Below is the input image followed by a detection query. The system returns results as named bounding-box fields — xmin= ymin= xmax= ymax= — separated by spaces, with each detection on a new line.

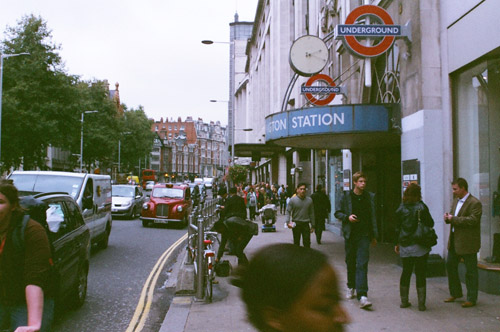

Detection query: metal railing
xmin=186 ymin=197 xmax=219 ymax=300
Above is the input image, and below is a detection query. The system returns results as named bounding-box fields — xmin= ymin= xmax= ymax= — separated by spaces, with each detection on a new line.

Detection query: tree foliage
xmin=2 ymin=15 xmax=80 ymax=171
xmin=0 ymin=15 xmax=155 ymax=174
xmin=228 ymin=164 xmax=248 ymax=184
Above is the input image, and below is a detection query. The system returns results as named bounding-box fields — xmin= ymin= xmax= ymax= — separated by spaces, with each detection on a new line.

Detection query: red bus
xmin=141 ymin=169 xmax=157 ymax=188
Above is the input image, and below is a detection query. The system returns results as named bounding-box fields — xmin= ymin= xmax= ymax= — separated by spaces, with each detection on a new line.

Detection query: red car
xmin=141 ymin=183 xmax=192 ymax=227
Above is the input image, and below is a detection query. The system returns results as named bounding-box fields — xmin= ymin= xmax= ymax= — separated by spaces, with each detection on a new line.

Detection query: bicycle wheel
xmin=205 ymin=257 xmax=214 ymax=302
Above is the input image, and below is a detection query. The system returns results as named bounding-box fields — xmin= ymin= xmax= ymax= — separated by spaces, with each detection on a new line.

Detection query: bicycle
xmin=187 ymin=230 xmax=219 ymax=302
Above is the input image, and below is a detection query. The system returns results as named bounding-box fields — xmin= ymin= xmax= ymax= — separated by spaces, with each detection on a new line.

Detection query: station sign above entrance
xmin=335 ymin=5 xmax=411 ymax=58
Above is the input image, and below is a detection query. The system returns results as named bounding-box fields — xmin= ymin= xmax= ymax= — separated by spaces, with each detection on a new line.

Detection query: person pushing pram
xmin=258 ymin=201 xmax=277 ymax=232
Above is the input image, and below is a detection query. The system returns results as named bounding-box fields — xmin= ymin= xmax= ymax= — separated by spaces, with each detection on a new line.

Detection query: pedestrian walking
xmin=286 ymin=183 xmax=315 ymax=248
xmin=0 ymin=179 xmax=54 ymax=332
xmin=334 ymin=171 xmax=378 ymax=309
xmin=236 ymin=243 xmax=350 ymax=332
xmin=394 ymin=183 xmax=435 ymax=311
xmin=310 ymin=184 xmax=331 ymax=244
xmin=246 ymin=187 xmax=257 ymax=221
xmin=278 ymin=185 xmax=287 ymax=214
xmin=443 ymin=178 xmax=482 ymax=308
xmin=257 ymin=187 xmax=266 ymax=210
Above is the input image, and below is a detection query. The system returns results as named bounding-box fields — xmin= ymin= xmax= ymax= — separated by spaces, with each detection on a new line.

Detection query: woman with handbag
xmin=394 ymin=183 xmax=435 ymax=311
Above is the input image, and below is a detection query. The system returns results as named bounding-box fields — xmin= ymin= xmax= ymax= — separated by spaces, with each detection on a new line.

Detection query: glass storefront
xmin=453 ymin=53 xmax=500 ymax=263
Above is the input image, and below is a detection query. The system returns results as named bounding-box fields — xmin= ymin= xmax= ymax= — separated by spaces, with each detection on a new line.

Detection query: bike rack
xmin=186 ymin=197 xmax=219 ymax=300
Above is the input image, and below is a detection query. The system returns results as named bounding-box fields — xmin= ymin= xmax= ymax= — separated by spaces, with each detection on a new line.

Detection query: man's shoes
xmin=359 ymin=296 xmax=372 ymax=309
xmin=462 ymin=301 xmax=476 ymax=308
xmin=346 ymin=288 xmax=355 ymax=299
xmin=444 ymin=296 xmax=461 ymax=303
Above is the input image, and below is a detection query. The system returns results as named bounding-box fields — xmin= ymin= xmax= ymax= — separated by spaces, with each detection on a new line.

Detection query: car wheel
xmin=70 ymin=264 xmax=88 ymax=308
xmin=99 ymin=224 xmax=110 ymax=249
xmin=142 ymin=219 xmax=149 ymax=227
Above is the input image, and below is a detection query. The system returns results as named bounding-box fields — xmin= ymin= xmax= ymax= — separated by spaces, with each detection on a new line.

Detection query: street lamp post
xmin=0 ymin=52 xmax=30 ymax=166
xmin=80 ymin=110 xmax=98 ymax=172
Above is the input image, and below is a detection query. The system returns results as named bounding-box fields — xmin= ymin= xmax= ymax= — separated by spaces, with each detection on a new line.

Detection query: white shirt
xmin=454 ymin=193 xmax=470 ymax=216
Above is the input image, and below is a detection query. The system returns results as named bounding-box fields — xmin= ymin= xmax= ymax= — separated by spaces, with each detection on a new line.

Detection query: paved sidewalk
xmin=161 ymin=214 xmax=500 ymax=332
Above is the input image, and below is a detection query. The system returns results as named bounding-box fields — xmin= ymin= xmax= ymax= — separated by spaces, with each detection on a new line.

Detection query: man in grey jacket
xmin=335 ymin=172 xmax=378 ymax=309
xmin=286 ymin=183 xmax=315 ymax=248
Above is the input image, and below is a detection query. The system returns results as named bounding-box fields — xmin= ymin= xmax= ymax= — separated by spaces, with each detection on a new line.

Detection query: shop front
xmin=266 ymin=103 xmax=402 ymax=242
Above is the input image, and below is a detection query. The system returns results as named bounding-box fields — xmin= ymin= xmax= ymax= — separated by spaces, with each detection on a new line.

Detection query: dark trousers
xmin=280 ymin=199 xmax=286 ymax=214
xmin=447 ymin=241 xmax=478 ymax=303
xmin=248 ymin=206 xmax=256 ymax=220
xmin=233 ymin=234 xmax=253 ymax=266
xmin=292 ymin=221 xmax=311 ymax=248
xmin=345 ymin=234 xmax=370 ymax=299
xmin=314 ymin=217 xmax=326 ymax=244
xmin=400 ymin=253 xmax=429 ymax=288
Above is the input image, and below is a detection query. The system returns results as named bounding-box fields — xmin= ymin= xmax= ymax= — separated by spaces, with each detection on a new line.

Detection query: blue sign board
xmin=336 ymin=24 xmax=401 ymax=36
xmin=265 ymin=104 xmax=391 ymax=141
xmin=301 ymin=86 xmax=341 ymax=94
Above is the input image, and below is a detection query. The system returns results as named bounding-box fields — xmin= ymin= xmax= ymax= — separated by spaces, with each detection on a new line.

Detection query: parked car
xmin=20 ymin=192 xmax=91 ymax=308
xmin=8 ymin=171 xmax=112 ymax=249
xmin=111 ymin=184 xmax=144 ymax=219
xmin=141 ymin=183 xmax=192 ymax=227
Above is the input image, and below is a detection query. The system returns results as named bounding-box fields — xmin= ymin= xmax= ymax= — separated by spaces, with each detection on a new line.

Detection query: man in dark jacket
xmin=335 ymin=172 xmax=378 ymax=310
xmin=444 ymin=178 xmax=482 ymax=308
xmin=310 ymin=184 xmax=331 ymax=244
xmin=216 ymin=187 xmax=254 ymax=265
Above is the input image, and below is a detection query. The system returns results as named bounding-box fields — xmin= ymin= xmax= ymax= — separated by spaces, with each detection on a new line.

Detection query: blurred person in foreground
xmin=394 ymin=183 xmax=435 ymax=311
xmin=0 ymin=179 xmax=54 ymax=332
xmin=236 ymin=243 xmax=350 ymax=332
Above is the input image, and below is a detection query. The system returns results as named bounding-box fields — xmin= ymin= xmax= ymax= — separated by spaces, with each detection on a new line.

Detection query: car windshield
xmin=152 ymin=188 xmax=183 ymax=199
xmin=112 ymin=186 xmax=135 ymax=197
xmin=9 ymin=173 xmax=83 ymax=199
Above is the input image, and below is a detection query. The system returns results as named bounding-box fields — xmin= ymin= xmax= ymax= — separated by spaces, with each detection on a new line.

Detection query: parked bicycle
xmin=187 ymin=230 xmax=219 ymax=302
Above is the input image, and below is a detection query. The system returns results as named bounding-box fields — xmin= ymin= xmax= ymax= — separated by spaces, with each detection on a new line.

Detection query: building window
xmin=169 ymin=125 xmax=172 ymax=130
xmin=452 ymin=55 xmax=500 ymax=262
xmin=174 ymin=125 xmax=177 ymax=130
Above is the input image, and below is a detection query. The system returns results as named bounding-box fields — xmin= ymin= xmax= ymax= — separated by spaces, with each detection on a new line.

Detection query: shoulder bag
xmin=414 ymin=208 xmax=438 ymax=248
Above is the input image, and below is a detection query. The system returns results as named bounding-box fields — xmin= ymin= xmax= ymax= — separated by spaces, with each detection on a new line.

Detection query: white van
xmin=9 ymin=171 xmax=113 ymax=249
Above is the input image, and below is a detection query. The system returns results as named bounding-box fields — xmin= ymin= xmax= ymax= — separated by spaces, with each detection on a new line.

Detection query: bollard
xmin=195 ymin=214 xmax=205 ymax=300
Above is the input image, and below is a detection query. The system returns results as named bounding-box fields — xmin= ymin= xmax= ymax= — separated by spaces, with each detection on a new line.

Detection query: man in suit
xmin=444 ymin=178 xmax=482 ymax=308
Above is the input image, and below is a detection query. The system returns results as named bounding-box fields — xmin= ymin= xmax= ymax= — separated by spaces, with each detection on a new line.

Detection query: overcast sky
xmin=1 ymin=0 xmax=259 ymax=126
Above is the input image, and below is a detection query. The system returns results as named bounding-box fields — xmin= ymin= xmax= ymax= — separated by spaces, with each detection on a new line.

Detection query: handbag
xmin=215 ymin=260 xmax=231 ymax=277
xmin=414 ymin=209 xmax=438 ymax=247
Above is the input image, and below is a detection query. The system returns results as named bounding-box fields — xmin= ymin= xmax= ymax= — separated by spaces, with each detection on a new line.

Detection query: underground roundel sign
xmin=335 ymin=5 xmax=401 ymax=58
xmin=301 ymin=74 xmax=340 ymax=106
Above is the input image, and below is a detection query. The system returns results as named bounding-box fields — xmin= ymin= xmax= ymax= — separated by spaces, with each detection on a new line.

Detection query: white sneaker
xmin=346 ymin=287 xmax=355 ymax=299
xmin=359 ymin=296 xmax=372 ymax=309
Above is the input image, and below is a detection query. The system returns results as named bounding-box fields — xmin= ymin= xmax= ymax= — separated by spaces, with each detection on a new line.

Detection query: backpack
xmin=13 ymin=196 xmax=55 ymax=266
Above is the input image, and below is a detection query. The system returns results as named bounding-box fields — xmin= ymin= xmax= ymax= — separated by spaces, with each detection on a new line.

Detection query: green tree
xmin=1 ymin=15 xmax=80 ymax=171
xmin=118 ymin=105 xmax=155 ymax=174
xmin=76 ymin=80 xmax=121 ymax=172
xmin=228 ymin=164 xmax=248 ymax=184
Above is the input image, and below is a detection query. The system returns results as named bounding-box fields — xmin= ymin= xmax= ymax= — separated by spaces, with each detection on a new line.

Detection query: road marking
xmin=126 ymin=233 xmax=187 ymax=332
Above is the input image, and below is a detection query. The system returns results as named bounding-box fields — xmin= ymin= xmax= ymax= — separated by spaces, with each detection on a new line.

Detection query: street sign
xmin=335 ymin=5 xmax=409 ymax=58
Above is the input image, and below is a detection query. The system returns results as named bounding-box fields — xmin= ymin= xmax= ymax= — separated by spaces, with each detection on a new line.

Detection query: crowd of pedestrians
xmin=216 ymin=172 xmax=482 ymax=331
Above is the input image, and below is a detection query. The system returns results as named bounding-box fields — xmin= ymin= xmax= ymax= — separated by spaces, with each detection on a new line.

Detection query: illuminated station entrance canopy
xmin=265 ymin=104 xmax=400 ymax=149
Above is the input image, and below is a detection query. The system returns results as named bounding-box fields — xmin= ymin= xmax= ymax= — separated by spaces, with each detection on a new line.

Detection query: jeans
xmin=400 ymin=253 xmax=429 ymax=288
xmin=447 ymin=241 xmax=478 ymax=303
xmin=292 ymin=222 xmax=311 ymax=248
xmin=345 ymin=234 xmax=370 ymax=299
xmin=0 ymin=298 xmax=54 ymax=332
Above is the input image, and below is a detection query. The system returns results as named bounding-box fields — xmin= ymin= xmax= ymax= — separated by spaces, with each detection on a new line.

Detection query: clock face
xmin=289 ymin=35 xmax=329 ymax=76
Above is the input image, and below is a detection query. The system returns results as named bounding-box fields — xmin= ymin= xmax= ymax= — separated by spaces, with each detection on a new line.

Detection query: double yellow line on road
xmin=126 ymin=233 xmax=187 ymax=332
